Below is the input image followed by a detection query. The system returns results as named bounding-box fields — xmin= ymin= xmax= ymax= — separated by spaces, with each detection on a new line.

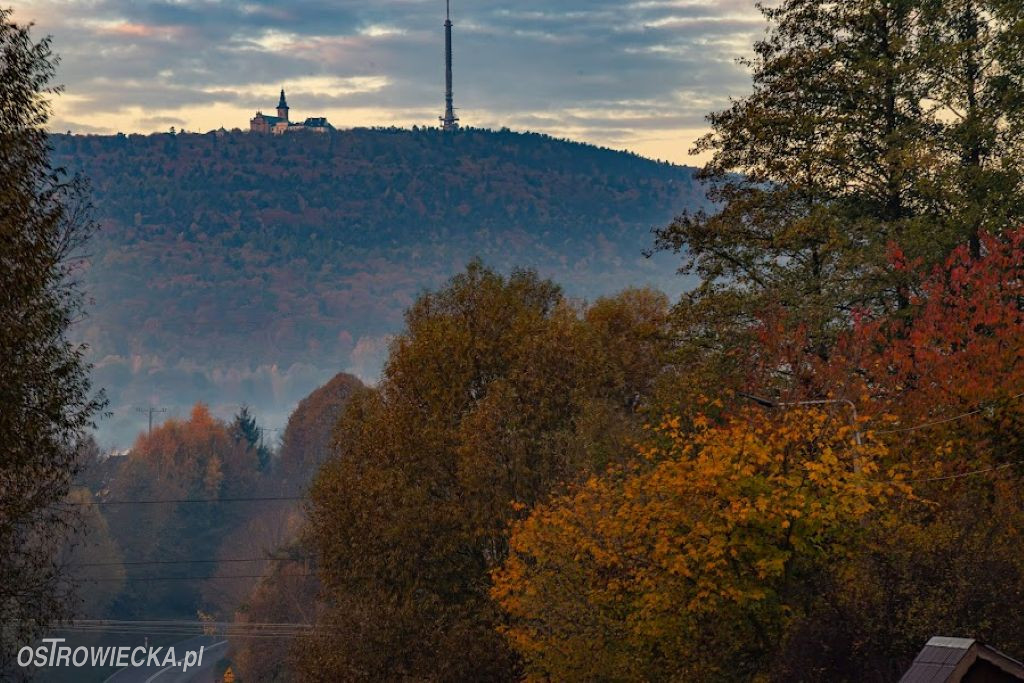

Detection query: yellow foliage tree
xmin=492 ymin=408 xmax=907 ymax=682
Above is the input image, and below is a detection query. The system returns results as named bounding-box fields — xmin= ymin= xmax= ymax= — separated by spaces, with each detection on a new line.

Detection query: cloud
xmin=347 ymin=335 xmax=394 ymax=385
xmin=11 ymin=0 xmax=765 ymax=163
xmin=135 ymin=114 xmax=187 ymax=128
xmin=48 ymin=118 xmax=112 ymax=135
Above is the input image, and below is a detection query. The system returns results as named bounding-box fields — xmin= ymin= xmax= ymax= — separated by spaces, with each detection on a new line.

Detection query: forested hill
xmin=49 ymin=128 xmax=705 ymax=446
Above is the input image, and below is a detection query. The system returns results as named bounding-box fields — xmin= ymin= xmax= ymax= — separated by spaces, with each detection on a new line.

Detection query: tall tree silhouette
xmin=0 ymin=8 xmax=105 ymax=674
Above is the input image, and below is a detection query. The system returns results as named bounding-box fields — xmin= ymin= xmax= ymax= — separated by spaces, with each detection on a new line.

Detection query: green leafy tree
xmin=0 ymin=9 xmax=105 ymax=673
xmin=656 ymin=0 xmax=1024 ymax=373
xmin=918 ymin=0 xmax=1024 ymax=256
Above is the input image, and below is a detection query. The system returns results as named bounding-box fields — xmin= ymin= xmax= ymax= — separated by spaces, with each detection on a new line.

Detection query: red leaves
xmin=860 ymin=229 xmax=1024 ymax=415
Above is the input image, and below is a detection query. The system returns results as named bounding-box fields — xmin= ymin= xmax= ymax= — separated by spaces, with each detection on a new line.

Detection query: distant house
xmin=900 ymin=636 xmax=1024 ymax=682
xmin=250 ymin=89 xmax=334 ymax=135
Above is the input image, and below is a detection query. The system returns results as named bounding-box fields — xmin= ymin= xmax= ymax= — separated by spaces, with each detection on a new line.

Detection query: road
xmin=103 ymin=636 xmax=227 ymax=683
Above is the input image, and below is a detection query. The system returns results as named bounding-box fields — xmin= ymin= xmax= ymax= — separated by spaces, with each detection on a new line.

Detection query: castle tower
xmin=277 ymin=88 xmax=289 ymax=123
xmin=440 ymin=0 xmax=459 ymax=131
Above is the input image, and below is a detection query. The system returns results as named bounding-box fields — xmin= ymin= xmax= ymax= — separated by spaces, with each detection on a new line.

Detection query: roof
xmin=252 ymin=113 xmax=281 ymax=125
xmin=300 ymin=117 xmax=332 ymax=128
xmin=900 ymin=637 xmax=1024 ymax=683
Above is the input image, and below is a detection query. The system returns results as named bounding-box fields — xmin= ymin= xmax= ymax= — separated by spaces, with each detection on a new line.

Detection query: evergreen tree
xmin=0 ymin=9 xmax=105 ymax=674
xmin=231 ymin=405 xmax=270 ymax=470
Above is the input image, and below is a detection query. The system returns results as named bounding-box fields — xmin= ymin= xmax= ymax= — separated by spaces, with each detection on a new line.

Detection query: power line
xmin=65 ymin=619 xmax=316 ymax=627
xmin=53 ymin=629 xmax=309 ymax=639
xmin=867 ymin=394 xmax=1024 ymax=483
xmin=742 ymin=389 xmax=1024 ymax=437
xmin=76 ymin=572 xmax=315 ymax=583
xmin=72 ymin=393 xmax=1024 ymax=511
xmin=52 ymin=620 xmax=318 ymax=638
xmin=875 ymin=391 xmax=1024 ymax=435
xmin=49 ymin=619 xmax=338 ymax=639
xmin=64 ymin=494 xmax=306 ymax=506
xmin=900 ymin=461 xmax=1019 ymax=484
xmin=740 ymin=389 xmax=1024 ymax=485
xmin=72 ymin=556 xmax=310 ymax=568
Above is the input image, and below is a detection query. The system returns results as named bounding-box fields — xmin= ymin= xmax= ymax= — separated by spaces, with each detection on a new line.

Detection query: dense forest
xmin=48 ymin=129 xmax=705 ymax=446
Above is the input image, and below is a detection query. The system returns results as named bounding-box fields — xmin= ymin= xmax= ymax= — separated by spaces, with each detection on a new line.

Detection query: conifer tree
xmin=231 ymin=405 xmax=270 ymax=470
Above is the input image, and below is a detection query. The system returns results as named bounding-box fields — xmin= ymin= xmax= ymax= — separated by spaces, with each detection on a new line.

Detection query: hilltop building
xmin=250 ymin=89 xmax=334 ymax=134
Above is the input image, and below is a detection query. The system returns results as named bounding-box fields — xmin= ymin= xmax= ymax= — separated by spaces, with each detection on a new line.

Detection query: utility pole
xmin=136 ymin=406 xmax=168 ymax=436
xmin=256 ymin=426 xmax=283 ymax=451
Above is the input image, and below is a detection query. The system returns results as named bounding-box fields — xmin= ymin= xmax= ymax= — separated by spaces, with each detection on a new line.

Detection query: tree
xmin=655 ymin=0 xmax=1024 ymax=373
xmin=705 ymin=229 xmax=1024 ymax=679
xmin=657 ymin=0 xmax=928 ymax=352
xmin=0 ymin=9 xmax=105 ymax=673
xmin=102 ymin=404 xmax=260 ymax=619
xmin=776 ymin=229 xmax=1024 ymax=679
xmin=231 ymin=405 xmax=270 ymax=471
xmin=492 ymin=409 xmax=905 ymax=682
xmin=277 ymin=372 xmax=363 ymax=482
xmin=60 ymin=488 xmax=126 ymax=618
xmin=918 ymin=0 xmax=1024 ymax=257
xmin=301 ymin=265 xmax=672 ymax=680
xmin=856 ymin=230 xmax=1024 ymax=445
xmin=485 ymin=231 xmax=1024 ymax=680
xmin=231 ymin=551 xmax=318 ymax=683
xmin=218 ymin=373 xmax=363 ymax=662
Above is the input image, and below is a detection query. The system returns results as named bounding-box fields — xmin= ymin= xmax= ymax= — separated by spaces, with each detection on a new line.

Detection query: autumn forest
xmin=7 ymin=1 xmax=1024 ymax=682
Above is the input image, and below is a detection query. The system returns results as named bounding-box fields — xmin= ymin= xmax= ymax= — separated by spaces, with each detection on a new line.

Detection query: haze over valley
xmin=53 ymin=128 xmax=706 ymax=447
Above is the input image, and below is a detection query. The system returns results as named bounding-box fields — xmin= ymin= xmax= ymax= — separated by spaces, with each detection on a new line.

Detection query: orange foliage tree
xmin=101 ymin=403 xmax=263 ymax=619
xmin=492 ymin=408 xmax=906 ymax=682
xmin=124 ymin=403 xmax=257 ymax=499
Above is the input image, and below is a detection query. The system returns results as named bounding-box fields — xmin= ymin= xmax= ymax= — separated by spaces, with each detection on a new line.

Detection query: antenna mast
xmin=440 ymin=0 xmax=459 ymax=131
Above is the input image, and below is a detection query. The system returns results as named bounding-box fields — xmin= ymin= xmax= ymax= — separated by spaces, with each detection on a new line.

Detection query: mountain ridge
xmin=49 ymin=127 xmax=705 ymax=446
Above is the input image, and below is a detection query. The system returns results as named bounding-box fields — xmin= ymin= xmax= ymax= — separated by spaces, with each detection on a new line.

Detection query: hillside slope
xmin=50 ymin=128 xmax=704 ymax=445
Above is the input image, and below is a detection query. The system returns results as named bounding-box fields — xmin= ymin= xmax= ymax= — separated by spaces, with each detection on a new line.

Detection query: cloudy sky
xmin=11 ymin=0 xmax=765 ymax=164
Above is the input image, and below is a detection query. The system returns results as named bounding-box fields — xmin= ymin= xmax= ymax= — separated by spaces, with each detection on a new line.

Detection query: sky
xmin=11 ymin=0 xmax=766 ymax=165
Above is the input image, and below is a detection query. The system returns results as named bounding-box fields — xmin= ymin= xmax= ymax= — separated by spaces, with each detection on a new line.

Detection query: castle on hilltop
xmin=250 ymin=89 xmax=333 ymax=134
xmin=250 ymin=2 xmax=461 ymax=135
